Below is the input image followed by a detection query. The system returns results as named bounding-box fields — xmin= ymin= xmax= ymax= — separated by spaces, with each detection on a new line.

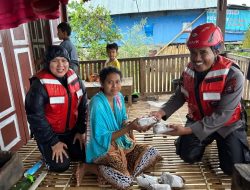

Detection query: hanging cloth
xmin=0 ymin=0 xmax=68 ymax=30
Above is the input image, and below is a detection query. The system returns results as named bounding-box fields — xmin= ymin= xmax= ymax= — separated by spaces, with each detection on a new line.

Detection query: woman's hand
xmin=73 ymin=133 xmax=86 ymax=150
xmin=150 ymin=109 xmax=166 ymax=121
xmin=51 ymin=141 xmax=69 ymax=163
xmin=128 ymin=118 xmax=152 ymax=133
xmin=112 ymin=118 xmax=152 ymax=141
xmin=165 ymin=124 xmax=192 ymax=136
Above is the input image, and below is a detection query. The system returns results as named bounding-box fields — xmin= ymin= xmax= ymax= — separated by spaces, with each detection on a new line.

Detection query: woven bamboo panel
xmin=17 ymin=95 xmax=233 ymax=190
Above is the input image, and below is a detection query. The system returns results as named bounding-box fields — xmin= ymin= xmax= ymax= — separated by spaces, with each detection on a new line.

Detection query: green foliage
xmin=227 ymin=27 xmax=250 ymax=57
xmin=240 ymin=27 xmax=250 ymax=57
xmin=119 ymin=18 xmax=153 ymax=58
xmin=68 ymin=2 xmax=154 ymax=60
xmin=242 ymin=27 xmax=250 ymax=48
xmin=68 ymin=2 xmax=121 ymax=60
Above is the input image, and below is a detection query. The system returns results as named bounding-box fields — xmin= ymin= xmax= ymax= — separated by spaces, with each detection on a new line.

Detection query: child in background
xmin=105 ymin=43 xmax=120 ymax=69
xmin=57 ymin=22 xmax=79 ymax=74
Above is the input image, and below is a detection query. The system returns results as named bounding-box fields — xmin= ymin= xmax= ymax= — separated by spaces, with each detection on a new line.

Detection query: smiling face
xmin=189 ymin=47 xmax=218 ymax=72
xmin=49 ymin=57 xmax=69 ymax=78
xmin=101 ymin=73 xmax=121 ymax=97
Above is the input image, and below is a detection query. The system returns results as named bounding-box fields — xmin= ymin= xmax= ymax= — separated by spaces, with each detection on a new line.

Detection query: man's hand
xmin=165 ymin=124 xmax=192 ymax=136
xmin=73 ymin=133 xmax=86 ymax=150
xmin=51 ymin=141 xmax=68 ymax=163
xmin=150 ymin=109 xmax=166 ymax=121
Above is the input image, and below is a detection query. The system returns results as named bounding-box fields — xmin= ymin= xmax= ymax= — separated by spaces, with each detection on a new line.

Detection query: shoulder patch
xmin=223 ymin=78 xmax=236 ymax=94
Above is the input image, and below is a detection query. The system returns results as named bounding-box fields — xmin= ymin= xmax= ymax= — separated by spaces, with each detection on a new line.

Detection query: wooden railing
xmin=80 ymin=54 xmax=250 ymax=99
xmin=227 ymin=54 xmax=250 ymax=100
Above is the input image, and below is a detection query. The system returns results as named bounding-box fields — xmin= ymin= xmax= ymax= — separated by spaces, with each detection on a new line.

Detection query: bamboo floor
xmin=17 ymin=95 xmax=236 ymax=190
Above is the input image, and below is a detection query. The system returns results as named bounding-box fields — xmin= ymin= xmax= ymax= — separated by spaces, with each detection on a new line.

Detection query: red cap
xmin=187 ymin=23 xmax=223 ymax=49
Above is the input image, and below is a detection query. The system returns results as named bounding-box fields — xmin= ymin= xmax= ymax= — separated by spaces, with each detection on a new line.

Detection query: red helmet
xmin=187 ymin=23 xmax=223 ymax=49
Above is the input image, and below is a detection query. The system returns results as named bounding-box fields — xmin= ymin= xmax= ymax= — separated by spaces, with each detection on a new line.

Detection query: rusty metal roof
xmin=85 ymin=0 xmax=218 ymax=15
xmin=85 ymin=0 xmax=250 ymax=15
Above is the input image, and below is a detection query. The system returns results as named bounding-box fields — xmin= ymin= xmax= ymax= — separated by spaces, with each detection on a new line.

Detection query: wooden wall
xmin=0 ymin=17 xmax=61 ymax=151
xmin=0 ymin=24 xmax=34 ymax=150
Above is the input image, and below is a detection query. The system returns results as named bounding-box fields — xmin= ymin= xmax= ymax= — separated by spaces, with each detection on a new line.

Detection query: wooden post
xmin=60 ymin=3 xmax=68 ymax=22
xmin=246 ymin=60 xmax=250 ymax=80
xmin=139 ymin=58 xmax=146 ymax=96
xmin=216 ymin=0 xmax=227 ymax=51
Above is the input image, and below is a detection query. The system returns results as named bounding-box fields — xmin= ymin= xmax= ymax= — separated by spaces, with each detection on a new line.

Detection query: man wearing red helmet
xmin=151 ymin=23 xmax=250 ymax=175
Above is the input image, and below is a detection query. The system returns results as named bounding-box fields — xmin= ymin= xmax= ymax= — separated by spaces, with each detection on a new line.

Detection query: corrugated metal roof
xmin=85 ymin=0 xmax=218 ymax=15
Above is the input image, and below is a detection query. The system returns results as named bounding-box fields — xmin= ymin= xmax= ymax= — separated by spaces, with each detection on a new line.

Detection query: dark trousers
xmin=37 ymin=131 xmax=85 ymax=172
xmin=175 ymin=127 xmax=250 ymax=175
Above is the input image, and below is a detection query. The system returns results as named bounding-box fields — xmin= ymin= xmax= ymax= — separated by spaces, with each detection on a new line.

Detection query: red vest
xmin=36 ymin=69 xmax=83 ymax=133
xmin=181 ymin=55 xmax=241 ymax=126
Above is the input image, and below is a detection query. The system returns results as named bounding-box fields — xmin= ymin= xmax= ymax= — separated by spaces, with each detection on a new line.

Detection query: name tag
xmin=203 ymin=93 xmax=221 ymax=100
xmin=50 ymin=97 xmax=65 ymax=104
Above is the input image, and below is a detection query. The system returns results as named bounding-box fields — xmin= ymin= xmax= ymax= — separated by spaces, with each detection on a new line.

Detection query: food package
xmin=159 ymin=172 xmax=185 ymax=188
xmin=138 ymin=116 xmax=157 ymax=127
xmin=153 ymin=123 xmax=174 ymax=134
xmin=136 ymin=174 xmax=159 ymax=188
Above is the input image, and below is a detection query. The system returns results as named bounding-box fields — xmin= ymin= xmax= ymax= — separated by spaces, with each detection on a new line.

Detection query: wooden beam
xmin=216 ymin=0 xmax=227 ymax=51
xmin=60 ymin=3 xmax=68 ymax=22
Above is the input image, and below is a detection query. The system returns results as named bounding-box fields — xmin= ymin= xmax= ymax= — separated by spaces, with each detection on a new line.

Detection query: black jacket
xmin=25 ymin=74 xmax=88 ymax=146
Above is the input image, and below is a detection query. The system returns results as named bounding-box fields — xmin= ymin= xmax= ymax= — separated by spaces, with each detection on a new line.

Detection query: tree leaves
xmin=68 ymin=2 xmax=121 ymax=60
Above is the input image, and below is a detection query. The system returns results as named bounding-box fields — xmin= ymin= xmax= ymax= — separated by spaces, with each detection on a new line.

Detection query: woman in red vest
xmin=151 ymin=23 xmax=250 ymax=175
xmin=25 ymin=45 xmax=88 ymax=172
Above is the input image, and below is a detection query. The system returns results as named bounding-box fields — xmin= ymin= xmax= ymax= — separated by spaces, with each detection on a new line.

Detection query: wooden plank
xmin=150 ymin=59 xmax=155 ymax=93
xmin=170 ymin=58 xmax=175 ymax=91
xmin=159 ymin=58 xmax=163 ymax=93
xmin=135 ymin=60 xmax=139 ymax=93
xmin=139 ymin=59 xmax=146 ymax=95
xmin=131 ymin=60 xmax=135 ymax=92
xmin=146 ymin=59 xmax=151 ymax=93
xmin=155 ymin=58 xmax=159 ymax=93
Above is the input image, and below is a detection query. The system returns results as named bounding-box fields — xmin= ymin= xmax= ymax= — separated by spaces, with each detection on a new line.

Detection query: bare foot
xmin=76 ymin=163 xmax=86 ymax=186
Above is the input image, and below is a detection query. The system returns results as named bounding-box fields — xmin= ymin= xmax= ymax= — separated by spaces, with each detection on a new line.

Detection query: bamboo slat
xmin=16 ymin=95 xmax=236 ymax=190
